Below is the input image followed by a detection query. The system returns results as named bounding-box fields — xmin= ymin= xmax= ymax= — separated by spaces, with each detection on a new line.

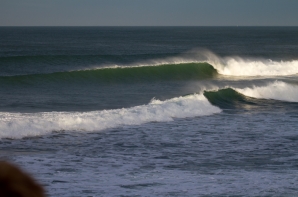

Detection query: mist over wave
xmin=0 ymin=94 xmax=221 ymax=139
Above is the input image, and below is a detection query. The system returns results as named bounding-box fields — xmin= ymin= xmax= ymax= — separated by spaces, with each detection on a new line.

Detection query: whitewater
xmin=2 ymin=79 xmax=298 ymax=139
xmin=0 ymin=94 xmax=221 ymax=139
xmin=85 ymin=50 xmax=298 ymax=77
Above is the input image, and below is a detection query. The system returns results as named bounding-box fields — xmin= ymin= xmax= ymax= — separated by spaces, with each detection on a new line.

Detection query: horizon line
xmin=1 ymin=25 xmax=298 ymax=27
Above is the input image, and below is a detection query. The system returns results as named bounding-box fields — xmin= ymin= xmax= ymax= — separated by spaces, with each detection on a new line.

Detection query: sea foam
xmin=235 ymin=81 xmax=298 ymax=102
xmin=0 ymin=94 xmax=221 ymax=139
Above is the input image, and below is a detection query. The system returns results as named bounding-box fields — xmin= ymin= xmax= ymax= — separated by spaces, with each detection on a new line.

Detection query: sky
xmin=1 ymin=0 xmax=298 ymax=26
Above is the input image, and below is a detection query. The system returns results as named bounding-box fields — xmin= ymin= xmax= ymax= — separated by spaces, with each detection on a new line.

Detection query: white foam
xmin=215 ymin=58 xmax=298 ymax=76
xmin=0 ymin=94 xmax=221 ymax=139
xmin=235 ymin=81 xmax=298 ymax=102
xmin=89 ymin=50 xmax=298 ymax=77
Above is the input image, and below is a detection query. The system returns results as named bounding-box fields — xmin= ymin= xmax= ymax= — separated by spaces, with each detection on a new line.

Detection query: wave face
xmin=1 ymin=51 xmax=298 ymax=83
xmin=0 ymin=94 xmax=221 ymax=139
xmin=0 ymin=63 xmax=217 ymax=85
xmin=90 ymin=52 xmax=298 ymax=78
xmin=2 ymin=50 xmax=298 ymax=79
xmin=235 ymin=81 xmax=298 ymax=102
xmin=204 ymin=81 xmax=298 ymax=110
xmin=118 ymin=51 xmax=298 ymax=77
xmin=203 ymin=88 xmax=258 ymax=109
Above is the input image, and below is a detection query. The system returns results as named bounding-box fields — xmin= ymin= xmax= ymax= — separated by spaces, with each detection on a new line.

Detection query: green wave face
xmin=203 ymin=88 xmax=259 ymax=109
xmin=0 ymin=63 xmax=218 ymax=85
xmin=204 ymin=87 xmax=298 ymax=112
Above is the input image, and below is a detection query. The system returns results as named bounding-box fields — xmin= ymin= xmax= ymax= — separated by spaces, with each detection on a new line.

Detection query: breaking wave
xmin=210 ymin=58 xmax=298 ymax=76
xmin=0 ymin=94 xmax=221 ymax=139
xmin=235 ymin=81 xmax=298 ymax=102
xmin=1 ymin=79 xmax=298 ymax=139
xmin=102 ymin=50 xmax=298 ymax=77
xmin=2 ymin=50 xmax=298 ymax=81
xmin=204 ymin=81 xmax=298 ymax=110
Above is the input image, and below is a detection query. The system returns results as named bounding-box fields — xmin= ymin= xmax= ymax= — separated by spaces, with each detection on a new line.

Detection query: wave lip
xmin=0 ymin=94 xmax=221 ymax=139
xmin=235 ymin=81 xmax=298 ymax=102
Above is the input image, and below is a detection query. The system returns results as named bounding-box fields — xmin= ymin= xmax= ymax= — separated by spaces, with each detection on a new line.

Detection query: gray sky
xmin=1 ymin=0 xmax=298 ymax=26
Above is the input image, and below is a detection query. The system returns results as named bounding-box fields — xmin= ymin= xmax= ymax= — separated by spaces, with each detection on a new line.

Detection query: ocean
xmin=0 ymin=27 xmax=298 ymax=196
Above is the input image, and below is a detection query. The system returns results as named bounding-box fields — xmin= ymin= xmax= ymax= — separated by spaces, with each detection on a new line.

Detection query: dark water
xmin=1 ymin=27 xmax=298 ymax=196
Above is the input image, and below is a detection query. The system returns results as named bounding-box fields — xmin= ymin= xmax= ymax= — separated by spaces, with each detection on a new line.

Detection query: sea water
xmin=1 ymin=27 xmax=298 ymax=196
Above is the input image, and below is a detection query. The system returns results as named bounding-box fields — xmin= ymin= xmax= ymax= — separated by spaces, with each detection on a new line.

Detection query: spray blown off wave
xmin=0 ymin=94 xmax=221 ymax=139
xmin=236 ymin=81 xmax=298 ymax=102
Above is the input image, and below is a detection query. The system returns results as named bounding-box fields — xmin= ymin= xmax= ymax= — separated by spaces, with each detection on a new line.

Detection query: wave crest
xmin=2 ymin=50 xmax=298 ymax=80
xmin=0 ymin=94 xmax=221 ymax=139
xmin=235 ymin=81 xmax=298 ymax=102
xmin=116 ymin=50 xmax=298 ymax=77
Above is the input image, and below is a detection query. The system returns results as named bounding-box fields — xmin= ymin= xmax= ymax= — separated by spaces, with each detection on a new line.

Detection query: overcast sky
xmin=1 ymin=0 xmax=298 ymax=26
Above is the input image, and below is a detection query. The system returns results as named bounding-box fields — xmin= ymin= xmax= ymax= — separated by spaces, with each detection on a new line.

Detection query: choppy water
xmin=1 ymin=27 xmax=298 ymax=196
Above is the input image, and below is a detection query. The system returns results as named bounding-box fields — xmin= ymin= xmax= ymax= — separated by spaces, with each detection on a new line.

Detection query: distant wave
xmin=89 ymin=50 xmax=298 ymax=77
xmin=1 ymin=50 xmax=298 ymax=78
xmin=2 ymin=58 xmax=298 ymax=86
xmin=96 ymin=50 xmax=298 ymax=77
xmin=0 ymin=63 xmax=217 ymax=85
xmin=0 ymin=94 xmax=221 ymax=139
